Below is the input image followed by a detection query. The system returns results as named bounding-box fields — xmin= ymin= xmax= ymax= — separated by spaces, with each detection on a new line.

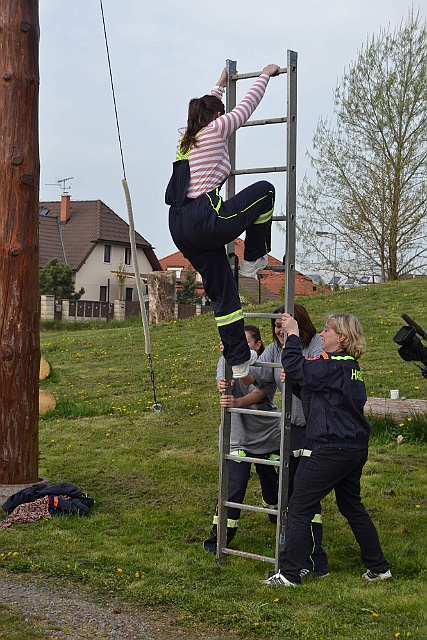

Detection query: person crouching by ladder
xmin=204 ymin=326 xmax=281 ymax=552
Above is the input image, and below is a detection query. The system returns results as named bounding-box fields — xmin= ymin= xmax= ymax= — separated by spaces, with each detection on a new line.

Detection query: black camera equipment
xmin=393 ymin=313 xmax=427 ymax=379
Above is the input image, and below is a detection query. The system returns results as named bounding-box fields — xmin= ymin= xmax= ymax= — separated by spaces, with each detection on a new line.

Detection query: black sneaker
xmin=300 ymin=568 xmax=329 ymax=578
xmin=203 ymin=535 xmax=217 ymax=554
xmin=203 ymin=526 xmax=237 ymax=554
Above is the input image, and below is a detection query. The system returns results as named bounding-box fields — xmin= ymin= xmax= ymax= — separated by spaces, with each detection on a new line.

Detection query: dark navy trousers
xmin=280 ymin=447 xmax=390 ymax=584
xmin=169 ymin=181 xmax=274 ymax=365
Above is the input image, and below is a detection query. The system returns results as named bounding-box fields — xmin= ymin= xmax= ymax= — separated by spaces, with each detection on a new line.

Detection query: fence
xmin=177 ymin=304 xmax=212 ymax=319
xmin=41 ymin=296 xmax=212 ymax=323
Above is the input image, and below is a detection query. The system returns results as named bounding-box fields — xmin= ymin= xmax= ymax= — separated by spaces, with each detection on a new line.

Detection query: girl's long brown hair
xmin=271 ymin=303 xmax=317 ymax=349
xmin=180 ymin=95 xmax=225 ymax=155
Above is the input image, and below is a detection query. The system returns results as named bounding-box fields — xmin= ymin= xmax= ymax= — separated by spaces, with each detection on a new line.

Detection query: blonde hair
xmin=325 ymin=313 xmax=366 ymax=360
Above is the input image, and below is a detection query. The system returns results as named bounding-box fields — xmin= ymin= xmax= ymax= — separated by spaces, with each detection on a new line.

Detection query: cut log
xmin=365 ymin=397 xmax=427 ymax=422
xmin=39 ymin=391 xmax=56 ymax=415
xmin=39 ymin=357 xmax=50 ymax=381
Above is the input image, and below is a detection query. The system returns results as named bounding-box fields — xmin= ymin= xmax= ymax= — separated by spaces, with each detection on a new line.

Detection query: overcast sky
xmin=38 ymin=0 xmax=418 ymax=264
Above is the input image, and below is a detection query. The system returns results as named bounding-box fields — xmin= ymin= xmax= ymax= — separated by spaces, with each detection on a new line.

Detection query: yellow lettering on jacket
xmin=351 ymin=369 xmax=364 ymax=381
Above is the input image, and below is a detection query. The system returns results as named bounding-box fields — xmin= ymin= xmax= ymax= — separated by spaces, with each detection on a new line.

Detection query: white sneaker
xmin=362 ymin=569 xmax=392 ymax=582
xmin=239 ymin=255 xmax=268 ymax=279
xmin=261 ymin=571 xmax=296 ymax=586
xmin=232 ymin=350 xmax=258 ymax=379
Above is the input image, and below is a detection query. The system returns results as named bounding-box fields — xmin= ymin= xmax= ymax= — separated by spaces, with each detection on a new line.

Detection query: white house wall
xmin=74 ymin=243 xmax=153 ymax=301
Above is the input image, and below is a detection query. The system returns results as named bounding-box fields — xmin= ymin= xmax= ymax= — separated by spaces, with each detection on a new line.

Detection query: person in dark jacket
xmin=263 ymin=312 xmax=391 ymax=586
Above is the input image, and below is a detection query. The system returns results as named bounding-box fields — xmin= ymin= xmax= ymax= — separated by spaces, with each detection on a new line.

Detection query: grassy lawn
xmin=1 ymin=277 xmax=427 ymax=639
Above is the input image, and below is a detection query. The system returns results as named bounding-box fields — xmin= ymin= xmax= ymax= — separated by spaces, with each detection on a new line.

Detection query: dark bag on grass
xmin=2 ymin=482 xmax=94 ymax=516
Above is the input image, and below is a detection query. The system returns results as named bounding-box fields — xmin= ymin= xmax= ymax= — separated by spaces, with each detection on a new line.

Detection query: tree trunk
xmin=147 ymin=272 xmax=175 ymax=323
xmin=0 ymin=1 xmax=40 ymax=484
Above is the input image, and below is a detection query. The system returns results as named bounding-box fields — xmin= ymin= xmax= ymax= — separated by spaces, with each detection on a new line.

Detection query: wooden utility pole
xmin=0 ymin=1 xmax=40 ymax=484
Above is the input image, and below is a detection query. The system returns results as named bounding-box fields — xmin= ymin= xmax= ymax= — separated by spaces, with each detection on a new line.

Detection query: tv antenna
xmin=45 ymin=176 xmax=74 ymax=195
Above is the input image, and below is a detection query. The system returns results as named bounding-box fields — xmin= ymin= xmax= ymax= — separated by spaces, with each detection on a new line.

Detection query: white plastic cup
xmin=390 ymin=390 xmax=400 ymax=400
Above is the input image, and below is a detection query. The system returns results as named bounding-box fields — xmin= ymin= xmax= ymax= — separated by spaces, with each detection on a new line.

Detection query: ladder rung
xmin=223 ymin=500 xmax=279 ymax=516
xmin=231 ymin=67 xmax=287 ymax=80
xmin=232 ymin=166 xmax=286 ymax=176
xmin=224 ymin=453 xmax=280 ymax=466
xmin=228 ymin=407 xmax=281 ymax=418
xmin=244 ymin=313 xmax=283 ymax=319
xmin=220 ymin=548 xmax=275 ymax=564
xmin=252 ymin=360 xmax=283 ymax=369
xmin=242 ymin=117 xmax=287 ymax=127
xmin=224 ymin=501 xmax=278 ymax=516
xmin=263 ymin=265 xmax=286 ymax=272
xmin=272 ymin=216 xmax=286 ymax=221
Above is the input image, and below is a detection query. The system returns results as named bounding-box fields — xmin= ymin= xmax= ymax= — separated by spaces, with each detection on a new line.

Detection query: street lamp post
xmin=316 ymin=231 xmax=338 ymax=291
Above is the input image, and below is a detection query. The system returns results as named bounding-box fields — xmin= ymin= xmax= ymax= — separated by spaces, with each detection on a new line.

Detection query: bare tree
xmin=115 ymin=260 xmax=129 ymax=301
xmin=298 ymin=9 xmax=427 ymax=282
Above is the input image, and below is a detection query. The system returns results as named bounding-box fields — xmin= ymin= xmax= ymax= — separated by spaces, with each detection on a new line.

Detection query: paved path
xmin=0 ymin=570 xmax=225 ymax=640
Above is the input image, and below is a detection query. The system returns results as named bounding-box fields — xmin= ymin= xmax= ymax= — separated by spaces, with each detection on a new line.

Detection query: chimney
xmin=60 ymin=194 xmax=70 ymax=224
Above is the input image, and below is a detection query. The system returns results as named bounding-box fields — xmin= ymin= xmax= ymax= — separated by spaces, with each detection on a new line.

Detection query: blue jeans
xmin=280 ymin=446 xmax=390 ymax=583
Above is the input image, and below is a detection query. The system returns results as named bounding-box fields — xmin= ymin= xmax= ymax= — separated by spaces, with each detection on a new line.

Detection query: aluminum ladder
xmin=215 ymin=51 xmax=297 ymax=573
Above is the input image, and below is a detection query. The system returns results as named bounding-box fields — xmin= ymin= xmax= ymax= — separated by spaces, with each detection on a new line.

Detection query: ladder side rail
xmin=216 ymin=361 xmax=232 ymax=564
xmin=274 ymin=49 xmax=298 ymax=573
xmin=216 ymin=59 xmax=238 ymax=566
xmin=225 ymin=59 xmax=238 ymax=202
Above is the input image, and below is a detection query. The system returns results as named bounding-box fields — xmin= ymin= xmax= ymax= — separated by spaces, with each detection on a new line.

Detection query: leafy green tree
xmin=39 ymin=258 xmax=84 ymax=300
xmin=176 ymin=265 xmax=202 ymax=304
xmin=298 ymin=10 xmax=427 ymax=282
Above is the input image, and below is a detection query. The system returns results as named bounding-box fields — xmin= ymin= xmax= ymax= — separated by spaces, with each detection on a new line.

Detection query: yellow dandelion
xmin=116 ymin=567 xmax=123 ymax=573
xmin=415 ymin=505 xmax=421 ymax=509
xmin=372 ymin=613 xmax=379 ymax=618
xmin=395 ymin=634 xmax=401 ymax=638
xmin=273 ymin=597 xmax=279 ymax=602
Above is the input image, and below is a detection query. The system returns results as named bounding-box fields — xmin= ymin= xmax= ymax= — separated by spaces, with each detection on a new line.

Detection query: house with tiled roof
xmin=39 ymin=195 xmax=162 ymax=301
xmin=160 ymin=238 xmax=324 ymax=303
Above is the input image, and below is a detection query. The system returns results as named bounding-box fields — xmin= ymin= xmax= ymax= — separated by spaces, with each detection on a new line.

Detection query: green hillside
xmin=0 ymin=277 xmax=426 ymax=639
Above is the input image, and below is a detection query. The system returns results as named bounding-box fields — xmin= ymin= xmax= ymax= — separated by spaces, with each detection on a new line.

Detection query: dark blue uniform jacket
xmin=281 ymin=334 xmax=371 ymax=448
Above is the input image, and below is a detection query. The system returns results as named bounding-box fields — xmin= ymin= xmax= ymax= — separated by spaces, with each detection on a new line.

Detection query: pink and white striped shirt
xmin=179 ymin=74 xmax=270 ymax=199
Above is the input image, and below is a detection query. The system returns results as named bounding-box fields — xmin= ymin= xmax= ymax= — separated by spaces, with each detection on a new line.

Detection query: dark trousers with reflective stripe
xmin=289 ymin=426 xmax=328 ymax=574
xmin=280 ymin=447 xmax=390 ymax=584
xmin=213 ymin=451 xmax=279 ymax=528
xmin=169 ymin=181 xmax=274 ymax=365
xmin=289 ymin=453 xmax=328 ymax=574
